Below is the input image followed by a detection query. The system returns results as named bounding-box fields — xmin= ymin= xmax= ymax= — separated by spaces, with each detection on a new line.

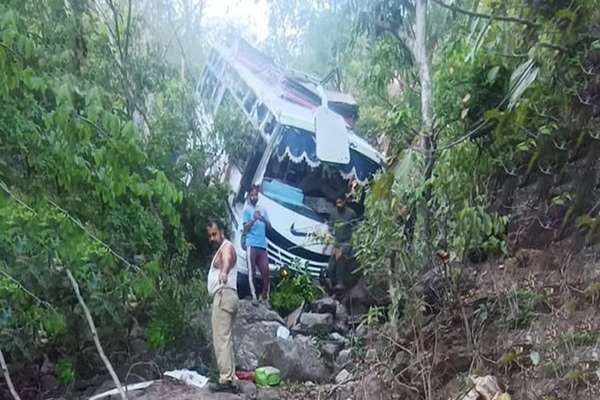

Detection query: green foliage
xmin=56 ymin=358 xmax=75 ymax=387
xmin=0 ymin=0 xmax=225 ymax=384
xmin=212 ymin=106 xmax=257 ymax=168
xmin=270 ymin=263 xmax=322 ymax=315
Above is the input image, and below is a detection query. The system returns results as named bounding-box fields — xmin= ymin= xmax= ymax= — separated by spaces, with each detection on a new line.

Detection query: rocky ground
xmin=44 ymin=239 xmax=600 ymax=400
xmin=78 ymin=288 xmax=376 ymax=400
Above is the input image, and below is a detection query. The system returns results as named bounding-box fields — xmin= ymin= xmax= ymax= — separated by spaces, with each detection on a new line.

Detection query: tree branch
xmin=106 ymin=0 xmax=124 ymax=60
xmin=373 ymin=20 xmax=416 ymax=57
xmin=46 ymin=199 xmax=139 ymax=271
xmin=0 ymin=267 xmax=55 ymax=311
xmin=0 ymin=348 xmax=21 ymax=400
xmin=539 ymin=41 xmax=568 ymax=53
xmin=123 ymin=0 xmax=133 ymax=61
xmin=431 ymin=0 xmax=540 ymax=29
xmin=65 ymin=269 xmax=127 ymax=400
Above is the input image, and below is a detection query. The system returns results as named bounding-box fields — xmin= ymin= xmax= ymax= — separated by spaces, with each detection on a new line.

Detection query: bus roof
xmin=211 ymin=38 xmax=386 ymax=166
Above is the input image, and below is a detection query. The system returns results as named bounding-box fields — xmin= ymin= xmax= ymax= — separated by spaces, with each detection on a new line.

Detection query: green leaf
xmin=43 ymin=312 xmax=66 ymax=336
xmin=144 ymin=258 xmax=161 ymax=275
xmin=56 ymin=358 xmax=75 ymax=386
xmin=575 ymin=215 xmax=594 ymax=228
xmin=487 ymin=66 xmax=500 ymax=84
xmin=132 ymin=276 xmax=155 ymax=299
xmin=554 ymin=8 xmax=575 ymax=21
xmin=56 ymin=83 xmax=71 ymax=105
xmin=121 ymin=121 xmax=136 ymax=143
xmin=109 ymin=114 xmax=120 ymax=136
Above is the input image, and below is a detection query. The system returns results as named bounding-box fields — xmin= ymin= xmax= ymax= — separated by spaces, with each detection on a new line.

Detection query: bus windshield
xmin=262 ymin=125 xmax=381 ymax=219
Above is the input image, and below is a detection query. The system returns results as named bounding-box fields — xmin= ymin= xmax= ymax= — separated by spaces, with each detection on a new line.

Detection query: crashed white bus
xmin=197 ymin=35 xmax=385 ymax=292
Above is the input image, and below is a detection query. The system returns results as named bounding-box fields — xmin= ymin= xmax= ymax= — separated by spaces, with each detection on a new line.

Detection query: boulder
xmin=294 ymin=312 xmax=334 ymax=335
xmin=333 ymin=302 xmax=349 ymax=334
xmin=286 ymin=303 xmax=304 ymax=329
xmin=335 ymin=369 xmax=351 ymax=384
xmin=336 ymin=349 xmax=352 ymax=367
xmin=132 ymin=379 xmax=244 ymax=400
xmin=321 ymin=342 xmax=343 ymax=362
xmin=329 ymin=332 xmax=349 ymax=345
xmin=238 ymin=381 xmax=258 ymax=399
xmin=257 ymin=388 xmax=281 ymax=400
xmin=233 ymin=302 xmax=287 ymax=371
xmin=263 ymin=337 xmax=330 ymax=383
xmin=365 ymin=348 xmax=378 ymax=363
xmin=202 ymin=300 xmax=288 ymax=371
xmin=313 ymin=297 xmax=338 ymax=315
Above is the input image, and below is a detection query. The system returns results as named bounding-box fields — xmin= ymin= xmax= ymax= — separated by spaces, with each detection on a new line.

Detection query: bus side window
xmin=244 ymin=92 xmax=257 ymax=114
xmin=256 ymin=102 xmax=267 ymax=124
xmin=236 ymin=138 xmax=266 ymax=203
xmin=263 ymin=114 xmax=275 ymax=136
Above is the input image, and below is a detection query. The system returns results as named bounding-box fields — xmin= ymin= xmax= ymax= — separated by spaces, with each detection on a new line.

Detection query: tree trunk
xmin=415 ymin=0 xmax=435 ymax=173
xmin=415 ymin=0 xmax=436 ymax=240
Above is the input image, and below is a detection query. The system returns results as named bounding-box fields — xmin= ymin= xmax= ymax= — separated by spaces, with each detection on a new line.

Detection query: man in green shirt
xmin=322 ymin=194 xmax=358 ymax=296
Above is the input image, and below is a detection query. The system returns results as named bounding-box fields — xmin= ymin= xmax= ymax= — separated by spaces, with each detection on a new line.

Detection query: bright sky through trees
xmin=204 ymin=0 xmax=270 ymax=41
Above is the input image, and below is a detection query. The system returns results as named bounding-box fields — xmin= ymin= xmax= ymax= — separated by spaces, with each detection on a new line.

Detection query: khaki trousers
xmin=211 ymin=288 xmax=239 ymax=385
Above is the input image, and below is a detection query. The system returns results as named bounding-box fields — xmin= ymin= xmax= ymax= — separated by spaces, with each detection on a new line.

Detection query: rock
xmin=257 ymin=388 xmax=281 ymax=400
xmin=297 ymin=312 xmax=333 ymax=334
xmin=473 ymin=375 xmax=502 ymax=400
xmin=461 ymin=389 xmax=480 ymax=400
xmin=263 ymin=337 xmax=330 ymax=383
xmin=336 ymin=349 xmax=352 ymax=367
xmin=286 ymin=303 xmax=304 ymax=330
xmin=321 ymin=342 xmax=343 ymax=362
xmin=234 ymin=320 xmax=284 ymax=371
xmin=203 ymin=300 xmax=289 ymax=371
xmin=238 ymin=380 xmax=258 ymax=399
xmin=334 ymin=302 xmax=349 ymax=334
xmin=314 ymin=297 xmax=338 ymax=315
xmin=276 ymin=326 xmax=290 ymax=340
xmin=134 ymin=379 xmax=244 ymax=400
xmin=365 ymin=348 xmax=378 ymax=363
xmin=335 ymin=369 xmax=351 ymax=384
xmin=355 ymin=322 xmax=368 ymax=338
xmin=329 ymin=332 xmax=348 ymax=344
xmin=236 ymin=299 xmax=287 ymax=326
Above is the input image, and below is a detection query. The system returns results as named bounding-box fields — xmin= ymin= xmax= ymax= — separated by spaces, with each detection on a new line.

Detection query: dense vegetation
xmin=0 ymin=0 xmax=227 ymax=389
xmin=1 ymin=0 xmax=599 ymax=398
xmin=266 ymin=0 xmax=600 ymax=322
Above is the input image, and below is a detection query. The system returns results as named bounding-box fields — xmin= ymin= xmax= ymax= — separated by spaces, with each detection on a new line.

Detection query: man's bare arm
xmin=220 ymin=244 xmax=237 ymax=274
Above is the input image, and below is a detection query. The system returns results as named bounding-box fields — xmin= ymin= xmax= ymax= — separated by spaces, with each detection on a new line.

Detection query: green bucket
xmin=254 ymin=366 xmax=281 ymax=387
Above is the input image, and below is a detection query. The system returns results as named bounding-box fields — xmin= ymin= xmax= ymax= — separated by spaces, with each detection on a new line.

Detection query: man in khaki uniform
xmin=206 ymin=219 xmax=239 ymax=393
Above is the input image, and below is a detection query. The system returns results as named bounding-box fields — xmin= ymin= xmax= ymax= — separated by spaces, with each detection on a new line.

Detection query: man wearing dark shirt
xmin=322 ymin=194 xmax=357 ymax=295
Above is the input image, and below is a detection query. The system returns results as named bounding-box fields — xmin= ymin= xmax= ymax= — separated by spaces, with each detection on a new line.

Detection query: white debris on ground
xmin=89 ymin=369 xmax=208 ymax=400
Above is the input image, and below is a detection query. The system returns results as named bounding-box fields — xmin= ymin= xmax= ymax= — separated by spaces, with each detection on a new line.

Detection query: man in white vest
xmin=206 ymin=219 xmax=238 ymax=393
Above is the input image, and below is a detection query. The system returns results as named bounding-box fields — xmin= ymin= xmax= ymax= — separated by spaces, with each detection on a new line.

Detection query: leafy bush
xmin=0 ymin=0 xmax=224 ymax=386
xmin=270 ymin=263 xmax=323 ymax=315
